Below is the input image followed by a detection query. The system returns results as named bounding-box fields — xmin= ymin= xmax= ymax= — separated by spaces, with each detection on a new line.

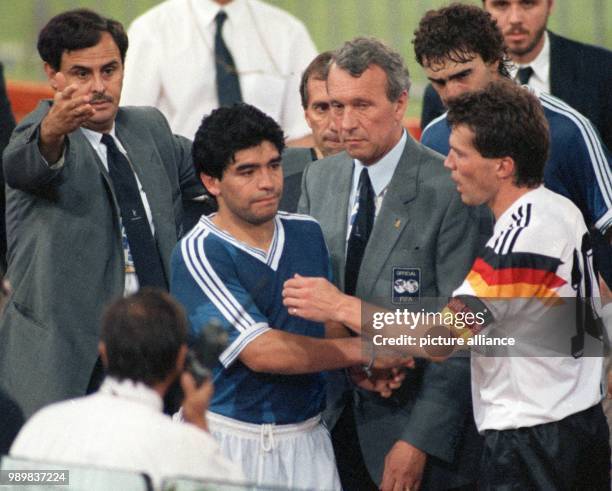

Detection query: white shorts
xmin=207 ymin=411 xmax=341 ymax=491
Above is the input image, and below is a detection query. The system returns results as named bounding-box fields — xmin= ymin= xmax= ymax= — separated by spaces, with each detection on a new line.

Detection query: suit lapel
xmin=357 ymin=137 xmax=420 ymax=298
xmin=74 ymin=128 xmax=122 ymax=221
xmin=329 ymin=154 xmax=354 ymax=290
xmin=73 ymin=128 xmax=111 ymax=183
xmin=548 ymin=31 xmax=568 ymax=101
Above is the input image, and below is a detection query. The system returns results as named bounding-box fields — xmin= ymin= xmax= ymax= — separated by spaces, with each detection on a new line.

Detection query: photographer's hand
xmin=180 ymin=372 xmax=214 ymax=431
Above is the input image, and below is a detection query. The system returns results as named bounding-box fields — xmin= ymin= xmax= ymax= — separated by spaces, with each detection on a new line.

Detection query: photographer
xmin=10 ymin=289 xmax=243 ymax=488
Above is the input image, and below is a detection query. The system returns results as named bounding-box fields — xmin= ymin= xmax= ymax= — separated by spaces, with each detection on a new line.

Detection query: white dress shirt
xmin=510 ymin=31 xmax=551 ymax=93
xmin=346 ymin=130 xmax=407 ymax=239
xmin=121 ymin=0 xmax=317 ymax=140
xmin=11 ymin=377 xmax=244 ymax=490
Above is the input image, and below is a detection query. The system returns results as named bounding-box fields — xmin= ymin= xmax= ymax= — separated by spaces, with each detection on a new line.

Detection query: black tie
xmin=215 ymin=11 xmax=242 ymax=107
xmin=517 ymin=66 xmax=533 ymax=85
xmin=101 ymin=134 xmax=167 ymax=289
xmin=345 ymin=168 xmax=375 ymax=296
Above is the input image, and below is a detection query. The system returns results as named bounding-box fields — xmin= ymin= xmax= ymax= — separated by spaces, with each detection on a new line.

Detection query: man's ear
xmin=200 ymin=172 xmax=221 ymax=197
xmin=394 ymin=90 xmax=409 ymax=123
xmin=175 ymin=344 xmax=188 ymax=373
xmin=497 ymin=156 xmax=516 ymax=181
xmin=44 ymin=63 xmax=59 ymax=91
xmin=98 ymin=342 xmax=108 ymax=369
xmin=488 ymin=60 xmax=501 ymax=77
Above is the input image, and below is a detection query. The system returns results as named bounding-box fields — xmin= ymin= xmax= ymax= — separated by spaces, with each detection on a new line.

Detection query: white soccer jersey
xmin=453 ymin=187 xmax=606 ymax=432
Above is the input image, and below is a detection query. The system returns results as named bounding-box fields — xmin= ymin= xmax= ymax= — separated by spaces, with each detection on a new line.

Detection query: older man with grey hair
xmin=296 ymin=37 xmax=482 ymax=491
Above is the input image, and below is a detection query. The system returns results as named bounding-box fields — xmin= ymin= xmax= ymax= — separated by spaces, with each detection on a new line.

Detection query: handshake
xmin=282 ymin=274 xmax=415 ymax=398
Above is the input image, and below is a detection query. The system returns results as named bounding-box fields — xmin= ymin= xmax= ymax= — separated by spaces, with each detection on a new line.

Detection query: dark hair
xmin=299 ymin=51 xmax=333 ymax=108
xmin=37 ymin=9 xmax=128 ymax=71
xmin=413 ymin=3 xmax=511 ymax=78
xmin=101 ymin=288 xmax=187 ymax=386
xmin=333 ymin=37 xmax=411 ymax=101
xmin=193 ymin=103 xmax=285 ymax=179
xmin=447 ymin=80 xmax=549 ymax=187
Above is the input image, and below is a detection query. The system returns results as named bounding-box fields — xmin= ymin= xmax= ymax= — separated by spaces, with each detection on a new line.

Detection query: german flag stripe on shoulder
xmin=466 ymin=247 xmax=566 ymax=302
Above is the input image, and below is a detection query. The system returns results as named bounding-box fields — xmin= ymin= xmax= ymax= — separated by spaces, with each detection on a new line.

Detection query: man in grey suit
xmin=0 ymin=9 xmax=207 ymax=418
xmin=289 ymin=38 xmax=482 ymax=490
xmin=280 ymin=51 xmax=343 ymax=212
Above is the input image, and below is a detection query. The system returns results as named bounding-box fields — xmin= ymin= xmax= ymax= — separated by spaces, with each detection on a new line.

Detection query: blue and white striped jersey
xmin=171 ymin=212 xmax=331 ymax=424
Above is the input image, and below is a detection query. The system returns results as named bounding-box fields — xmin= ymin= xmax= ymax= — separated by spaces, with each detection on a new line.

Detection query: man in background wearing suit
xmin=281 ymin=51 xmax=343 ymax=212
xmin=484 ymin=0 xmax=611 ymax=149
xmin=0 ymin=9 xmax=206 ymax=418
xmin=296 ymin=37 xmax=481 ymax=491
xmin=420 ymin=0 xmax=612 ymax=150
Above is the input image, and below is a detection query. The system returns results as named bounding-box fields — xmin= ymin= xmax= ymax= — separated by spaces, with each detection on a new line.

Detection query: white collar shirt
xmin=346 ymin=130 xmax=407 ymax=239
xmin=121 ymin=0 xmax=318 ymax=140
xmin=10 ymin=377 xmax=244 ymax=489
xmin=510 ymin=31 xmax=550 ymax=93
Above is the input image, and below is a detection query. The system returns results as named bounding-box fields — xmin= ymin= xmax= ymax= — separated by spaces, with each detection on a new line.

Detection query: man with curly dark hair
xmin=416 ymin=4 xmax=508 ymax=129
xmin=412 ymin=2 xmax=612 ymax=289
xmin=413 ymin=3 xmax=511 ymax=85
xmin=170 ymin=103 xmax=407 ymax=489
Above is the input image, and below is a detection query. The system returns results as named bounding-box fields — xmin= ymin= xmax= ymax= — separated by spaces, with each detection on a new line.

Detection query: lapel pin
xmin=394 ymin=219 xmax=401 ymax=229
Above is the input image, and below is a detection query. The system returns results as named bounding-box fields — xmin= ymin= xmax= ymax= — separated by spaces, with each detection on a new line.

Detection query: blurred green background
xmin=0 ymin=0 xmax=609 ymax=117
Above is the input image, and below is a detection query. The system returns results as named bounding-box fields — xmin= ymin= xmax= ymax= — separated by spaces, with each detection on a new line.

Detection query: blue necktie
xmin=101 ymin=134 xmax=167 ymax=289
xmin=345 ymin=168 xmax=375 ymax=296
xmin=215 ymin=11 xmax=242 ymax=107
xmin=517 ymin=66 xmax=533 ymax=85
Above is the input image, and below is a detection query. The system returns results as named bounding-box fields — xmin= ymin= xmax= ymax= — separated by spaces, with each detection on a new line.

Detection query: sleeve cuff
xmin=46 ymin=153 xmax=65 ymax=170
xmin=219 ymin=322 xmax=271 ymax=368
xmin=31 ymin=121 xmax=66 ymax=170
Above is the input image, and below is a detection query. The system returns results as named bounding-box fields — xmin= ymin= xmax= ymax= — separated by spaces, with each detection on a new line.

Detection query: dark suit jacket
xmin=420 ymin=31 xmax=612 ymax=149
xmin=547 ymin=31 xmax=612 ymax=149
xmin=279 ymin=147 xmax=316 ymax=213
xmin=0 ymin=63 xmax=16 ymax=271
xmin=0 ymin=102 xmax=204 ymax=418
xmin=0 ymin=388 xmax=23 ymax=454
xmin=299 ymin=135 xmax=482 ymax=488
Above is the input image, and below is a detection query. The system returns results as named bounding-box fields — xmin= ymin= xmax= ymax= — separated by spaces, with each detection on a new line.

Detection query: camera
xmin=184 ymin=320 xmax=229 ymax=387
